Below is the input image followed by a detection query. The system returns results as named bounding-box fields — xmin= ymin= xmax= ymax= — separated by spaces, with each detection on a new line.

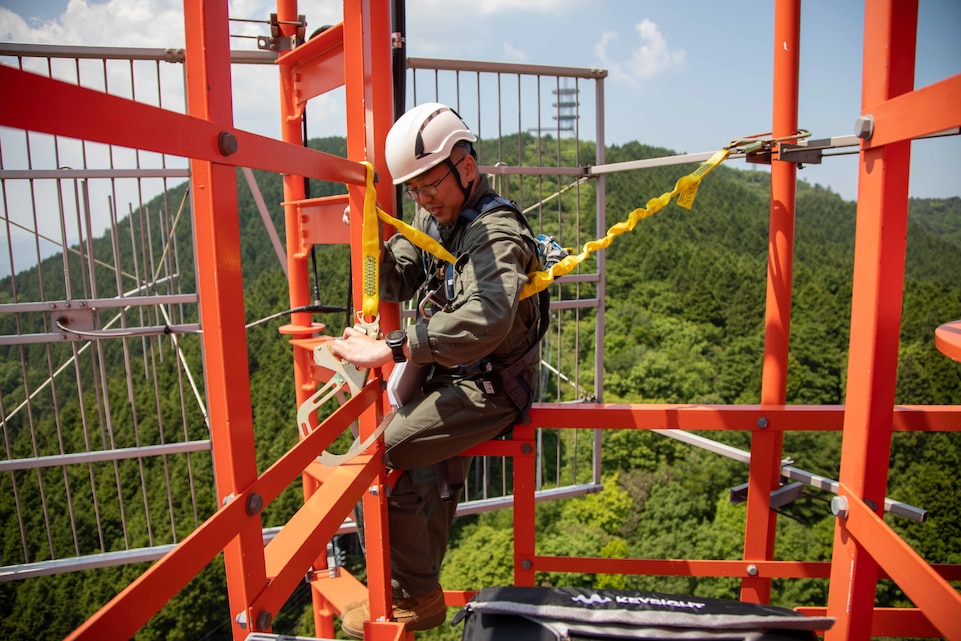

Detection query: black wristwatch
xmin=385 ymin=329 xmax=408 ymax=363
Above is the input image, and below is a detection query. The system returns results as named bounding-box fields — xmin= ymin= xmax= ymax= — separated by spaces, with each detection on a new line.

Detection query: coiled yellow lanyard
xmin=521 ymin=147 xmax=729 ymax=299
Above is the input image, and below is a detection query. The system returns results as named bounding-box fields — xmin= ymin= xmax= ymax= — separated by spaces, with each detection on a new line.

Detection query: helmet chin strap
xmin=446 ymin=157 xmax=474 ymax=204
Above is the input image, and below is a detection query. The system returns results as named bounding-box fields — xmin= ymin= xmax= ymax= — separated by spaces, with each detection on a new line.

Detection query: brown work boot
xmin=341 ymin=587 xmax=447 ymax=639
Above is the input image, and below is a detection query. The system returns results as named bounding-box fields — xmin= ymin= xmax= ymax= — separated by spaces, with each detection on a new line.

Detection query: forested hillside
xmin=1 ymin=136 xmax=958 ymax=640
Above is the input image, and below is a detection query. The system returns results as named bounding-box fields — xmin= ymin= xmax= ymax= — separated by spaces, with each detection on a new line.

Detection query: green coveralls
xmin=375 ymin=174 xmax=542 ymax=598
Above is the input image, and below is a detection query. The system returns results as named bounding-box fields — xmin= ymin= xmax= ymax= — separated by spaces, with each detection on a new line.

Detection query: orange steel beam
xmin=798 ymin=607 xmax=944 ymax=638
xmin=340 ymin=0 xmax=397 ymax=633
xmin=826 ymin=1 xmax=917 ymax=639
xmin=276 ymin=21 xmax=347 ymax=109
xmin=65 ymin=487 xmax=254 ymax=641
xmin=525 ymin=404 xmax=961 ymax=432
xmin=259 ymin=453 xmax=383 ymax=616
xmin=64 ymin=377 xmax=381 ymax=640
xmin=284 ymin=194 xmax=353 ymax=247
xmin=181 ymin=3 xmax=267 ymax=639
xmin=833 ymin=484 xmax=961 ymax=639
xmin=533 ymin=557 xmax=831 ymax=579
xmin=935 ymin=320 xmax=961 ymax=362
xmin=0 ymin=66 xmax=365 ymax=187
xmin=274 ymin=0 xmax=344 ymax=635
xmin=861 ymin=73 xmax=961 ymax=149
xmin=308 ymin=569 xmax=370 ymax=614
xmin=742 ymin=0 xmax=800 ymax=605
xmin=530 ymin=556 xmax=960 ymax=583
xmin=510 ymin=425 xmax=538 ymax=587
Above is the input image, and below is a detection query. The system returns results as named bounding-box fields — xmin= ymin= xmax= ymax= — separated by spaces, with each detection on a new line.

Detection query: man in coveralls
xmin=330 ymin=102 xmax=544 ymax=638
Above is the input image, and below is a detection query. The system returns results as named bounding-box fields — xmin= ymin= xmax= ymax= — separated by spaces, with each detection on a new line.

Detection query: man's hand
xmin=329 ymin=326 xmax=392 ymax=369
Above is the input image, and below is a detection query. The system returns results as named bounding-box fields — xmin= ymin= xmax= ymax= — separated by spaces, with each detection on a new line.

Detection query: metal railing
xmin=0 ymin=43 xmax=608 ymax=579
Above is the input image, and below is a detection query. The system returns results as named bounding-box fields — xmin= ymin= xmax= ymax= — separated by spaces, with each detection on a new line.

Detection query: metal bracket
xmin=777 ymin=142 xmax=825 ymax=165
xmin=257 ymin=13 xmax=306 ymax=52
xmin=52 ymin=303 xmax=96 ymax=341
xmin=313 ymin=341 xmax=368 ymax=396
xmin=730 ymin=481 xmax=805 ymax=509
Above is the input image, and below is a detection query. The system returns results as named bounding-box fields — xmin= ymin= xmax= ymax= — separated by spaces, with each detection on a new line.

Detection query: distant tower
xmin=552 ymin=79 xmax=579 ymax=134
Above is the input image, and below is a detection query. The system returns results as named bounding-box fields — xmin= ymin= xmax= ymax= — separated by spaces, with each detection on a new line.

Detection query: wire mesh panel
xmin=406 ymin=58 xmax=609 ymax=502
xmin=0 ymin=45 xmax=612 ymax=579
xmin=0 ymin=44 xmax=210 ymax=578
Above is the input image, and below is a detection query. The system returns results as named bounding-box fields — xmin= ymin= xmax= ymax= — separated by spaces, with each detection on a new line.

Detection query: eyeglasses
xmin=403 ymin=158 xmax=464 ymax=200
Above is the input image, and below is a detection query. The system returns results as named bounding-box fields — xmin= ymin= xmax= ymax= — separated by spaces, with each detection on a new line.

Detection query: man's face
xmin=405 ymin=154 xmax=471 ymax=226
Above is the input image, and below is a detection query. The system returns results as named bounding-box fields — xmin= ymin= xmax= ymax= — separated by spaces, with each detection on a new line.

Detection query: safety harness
xmin=420 ymin=193 xmax=551 ymax=424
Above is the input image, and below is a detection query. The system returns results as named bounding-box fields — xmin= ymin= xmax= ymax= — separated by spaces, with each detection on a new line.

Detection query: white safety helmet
xmin=385 ymin=102 xmax=477 ymax=185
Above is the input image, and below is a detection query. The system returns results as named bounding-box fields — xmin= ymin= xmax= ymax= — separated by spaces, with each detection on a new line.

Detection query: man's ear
xmin=461 ymin=153 xmax=478 ymax=184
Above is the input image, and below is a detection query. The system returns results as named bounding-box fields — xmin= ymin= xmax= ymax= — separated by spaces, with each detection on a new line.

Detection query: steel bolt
xmin=831 ymin=495 xmax=849 ymax=519
xmin=245 ymin=493 xmax=263 ymax=515
xmin=756 ymin=417 xmax=768 ymax=429
xmin=218 ymin=131 xmax=239 ymax=156
xmin=369 ymin=485 xmax=379 ymax=496
xmin=235 ymin=612 xmax=247 ymax=628
xmin=256 ymin=610 xmax=272 ymax=631
xmin=522 ymin=443 xmax=533 ymax=455
xmin=746 ymin=564 xmax=758 ymax=577
xmin=854 ymin=115 xmax=874 ymax=140
xmin=521 ymin=559 xmax=533 ymax=570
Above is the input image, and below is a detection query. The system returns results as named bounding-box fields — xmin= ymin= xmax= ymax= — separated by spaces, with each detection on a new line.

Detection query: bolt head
xmin=831 ymin=495 xmax=849 ymax=519
xmin=218 ymin=131 xmax=239 ymax=156
xmin=854 ymin=115 xmax=874 ymax=140
xmin=245 ymin=493 xmax=263 ymax=515
xmin=256 ymin=610 xmax=272 ymax=631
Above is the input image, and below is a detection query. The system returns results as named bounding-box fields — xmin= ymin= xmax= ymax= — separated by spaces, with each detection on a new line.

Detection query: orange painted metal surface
xmin=935 ymin=320 xmax=961 ymax=363
xmin=742 ymin=0 xmax=800 ymax=604
xmin=21 ymin=0 xmax=956 ymax=638
xmin=835 ymin=483 xmax=961 ymax=639
xmin=825 ymin=2 xmax=918 ymax=640
xmin=337 ymin=1 xmax=399 ymax=634
xmin=535 ymin=557 xmax=831 ymax=579
xmin=62 ymin=373 xmax=380 ymax=640
xmin=276 ymin=21 xmax=347 ymax=109
xmin=259 ymin=453 xmax=384 ymax=616
xmin=861 ymin=73 xmax=961 ymax=149
xmin=797 ymin=607 xmax=942 ymax=638
xmin=0 ymin=66 xmax=366 ymax=187
xmin=182 ymin=3 xmax=268 ymax=639
xmin=284 ymin=194 xmax=353 ymax=248
xmin=509 ymin=425 xmax=538 ymax=587
xmin=65 ymin=492 xmax=253 ymax=641
xmin=528 ymin=403 xmax=961 ymax=432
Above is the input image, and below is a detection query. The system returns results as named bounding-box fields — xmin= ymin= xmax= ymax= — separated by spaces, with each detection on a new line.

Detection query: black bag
xmin=452 ymin=587 xmax=833 ymax=641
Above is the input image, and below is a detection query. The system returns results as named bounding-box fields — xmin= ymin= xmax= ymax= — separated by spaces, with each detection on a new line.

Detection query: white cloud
xmin=594 ymin=30 xmax=618 ymax=61
xmin=628 ymin=19 xmax=685 ymax=79
xmin=503 ymin=42 xmax=527 ymax=62
xmin=593 ymin=19 xmax=684 ymax=86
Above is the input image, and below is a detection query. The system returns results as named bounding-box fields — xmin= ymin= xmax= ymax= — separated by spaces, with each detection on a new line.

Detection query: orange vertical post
xmin=342 ymin=0 xmax=398 ymax=630
xmin=825 ymin=1 xmax=916 ymax=639
xmin=272 ymin=0 xmax=334 ymax=635
xmin=513 ymin=424 xmax=538 ymax=587
xmin=741 ymin=0 xmax=799 ymax=605
xmin=183 ymin=1 xmax=268 ymax=639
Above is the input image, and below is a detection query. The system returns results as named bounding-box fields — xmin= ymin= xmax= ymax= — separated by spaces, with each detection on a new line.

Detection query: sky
xmin=0 ymin=0 xmax=959 ymax=265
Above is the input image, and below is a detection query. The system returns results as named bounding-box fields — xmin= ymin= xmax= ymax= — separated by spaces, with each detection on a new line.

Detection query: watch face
xmin=386 ymin=330 xmax=406 ymax=346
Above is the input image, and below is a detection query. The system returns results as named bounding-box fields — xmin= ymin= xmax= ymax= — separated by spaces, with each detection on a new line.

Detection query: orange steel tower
xmin=0 ymin=0 xmax=959 ymax=639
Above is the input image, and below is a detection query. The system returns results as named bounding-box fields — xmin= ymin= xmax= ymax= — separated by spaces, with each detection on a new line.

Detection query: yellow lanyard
xmin=361 ymin=148 xmax=728 ymax=307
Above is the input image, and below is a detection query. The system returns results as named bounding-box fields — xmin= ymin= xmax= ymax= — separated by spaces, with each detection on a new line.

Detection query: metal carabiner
xmin=353 ymin=311 xmax=381 ymax=339
xmin=417 ymin=289 xmax=446 ymax=319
